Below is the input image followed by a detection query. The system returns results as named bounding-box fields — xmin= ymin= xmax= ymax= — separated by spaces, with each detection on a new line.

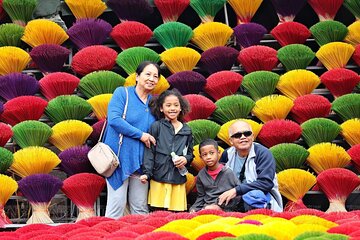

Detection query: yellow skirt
xmin=148 ymin=180 xmax=187 ymax=211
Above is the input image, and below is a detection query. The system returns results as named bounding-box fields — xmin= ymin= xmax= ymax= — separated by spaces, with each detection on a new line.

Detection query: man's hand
xmin=218 ymin=188 xmax=237 ymax=206
xmin=139 ymin=175 xmax=148 ymax=184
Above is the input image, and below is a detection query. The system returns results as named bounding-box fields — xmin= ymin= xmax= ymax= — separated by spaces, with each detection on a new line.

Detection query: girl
xmin=140 ymin=89 xmax=193 ymax=211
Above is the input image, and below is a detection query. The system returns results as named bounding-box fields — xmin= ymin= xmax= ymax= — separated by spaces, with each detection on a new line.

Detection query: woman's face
xmin=136 ymin=64 xmax=159 ymax=92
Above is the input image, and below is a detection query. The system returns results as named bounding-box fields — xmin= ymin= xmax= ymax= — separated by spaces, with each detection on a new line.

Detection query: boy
xmin=189 ymin=139 xmax=240 ymax=212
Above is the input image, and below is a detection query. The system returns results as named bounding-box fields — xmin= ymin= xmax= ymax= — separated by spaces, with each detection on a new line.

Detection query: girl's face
xmin=160 ymin=95 xmax=181 ymax=122
xmin=136 ymin=64 xmax=159 ymax=92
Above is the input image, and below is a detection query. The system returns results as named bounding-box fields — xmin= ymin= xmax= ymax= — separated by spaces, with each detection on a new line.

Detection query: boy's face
xmin=200 ymin=145 xmax=220 ymax=170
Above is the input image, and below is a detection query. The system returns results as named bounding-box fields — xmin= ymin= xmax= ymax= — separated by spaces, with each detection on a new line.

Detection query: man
xmin=218 ymin=120 xmax=283 ymax=212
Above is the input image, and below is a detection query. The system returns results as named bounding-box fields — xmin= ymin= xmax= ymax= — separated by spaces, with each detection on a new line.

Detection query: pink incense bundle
xmin=237 ymin=45 xmax=278 ymax=73
xmin=71 ymin=45 xmax=117 ymax=76
xmin=111 ymin=21 xmax=152 ymax=50
xmin=320 ymin=68 xmax=360 ymax=98
xmin=0 ymin=122 xmax=12 ymax=147
xmin=39 ymin=72 xmax=80 ymax=100
xmin=270 ymin=22 xmax=311 ymax=46
xmin=183 ymin=94 xmax=216 ymax=122
xmin=348 ymin=144 xmax=360 ymax=173
xmin=61 ymin=173 xmax=105 ymax=222
xmin=154 ymin=0 xmax=190 ymax=22
xmin=316 ymin=168 xmax=360 ymax=212
xmin=308 ymin=0 xmax=344 ymax=21
xmin=204 ymin=71 xmax=243 ymax=101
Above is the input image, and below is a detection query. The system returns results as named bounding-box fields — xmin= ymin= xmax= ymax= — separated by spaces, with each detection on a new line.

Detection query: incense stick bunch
xmin=67 ymin=18 xmax=112 ymax=49
xmin=308 ymin=0 xmax=344 ymax=21
xmin=277 ymin=44 xmax=315 ymax=71
xmin=61 ymin=173 xmax=105 ymax=221
xmin=228 ymin=0 xmax=263 ymax=24
xmin=154 ymin=0 xmax=190 ymax=22
xmin=64 ymin=0 xmax=107 ymax=19
xmin=59 ymin=145 xmax=95 ymax=175
xmin=166 ymin=71 xmax=206 ymax=95
xmin=154 ymin=22 xmax=193 ymax=50
xmin=160 ymin=47 xmax=201 ymax=74
xmin=270 ymin=22 xmax=311 ymax=47
xmin=345 ymin=20 xmax=360 ymax=47
xmin=0 ymin=23 xmax=24 ymax=47
xmin=316 ymin=42 xmax=355 ymax=70
xmin=348 ymin=144 xmax=360 ymax=173
xmin=106 ymin=0 xmax=153 ymax=22
xmin=12 ymin=120 xmax=52 ymax=148
xmin=242 ymin=71 xmax=280 ymax=101
xmin=125 ymin=73 xmax=169 ymax=95
xmin=270 ymin=0 xmax=307 ymax=23
xmin=316 ymin=168 xmax=360 ymax=212
xmin=233 ymin=23 xmax=267 ymax=49
xmin=270 ymin=143 xmax=309 ymax=172
xmin=341 ymin=118 xmax=360 ymax=146
xmin=18 ymin=174 xmax=63 ymax=224
xmin=189 ymin=0 xmax=226 ymax=23
xmin=344 ymin=0 xmax=360 ymax=20
xmin=237 ymin=45 xmax=278 ymax=73
xmin=39 ymin=72 xmax=80 ymax=100
xmin=0 ymin=46 xmax=30 ymax=76
xmin=0 ymin=122 xmax=12 ymax=147
xmin=301 ymin=118 xmax=341 ymax=147
xmin=310 ymin=20 xmax=348 ymax=46
xmin=187 ymin=119 xmax=220 ymax=145
xmin=87 ymin=94 xmax=112 ymax=120
xmin=331 ymin=93 xmax=360 ymax=121
xmin=0 ymin=73 xmax=39 ymax=101
xmin=89 ymin=119 xmax=105 ymax=143
xmin=2 ymin=0 xmax=37 ymax=26
xmin=218 ymin=119 xmax=262 ymax=146
xmin=183 ymin=94 xmax=216 ymax=122
xmin=198 ymin=46 xmax=238 ymax=74
xmin=0 ymin=147 xmax=13 ymax=174
xmin=0 ymin=174 xmax=18 ymax=225
xmin=204 ymin=71 xmax=243 ymax=101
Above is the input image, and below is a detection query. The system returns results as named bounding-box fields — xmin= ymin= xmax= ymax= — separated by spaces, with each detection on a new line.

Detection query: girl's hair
xmin=150 ymin=88 xmax=190 ymax=122
xmin=135 ymin=61 xmax=161 ymax=76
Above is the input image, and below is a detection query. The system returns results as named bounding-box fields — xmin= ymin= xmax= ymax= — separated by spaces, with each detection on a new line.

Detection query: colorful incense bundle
xmin=191 ymin=22 xmax=233 ymax=51
xmin=0 ymin=73 xmax=39 ymax=100
xmin=0 ymin=174 xmax=17 ymax=225
xmin=187 ymin=119 xmax=220 ymax=145
xmin=61 ymin=173 xmax=105 ymax=221
xmin=348 ymin=144 xmax=360 ymax=172
xmin=189 ymin=0 xmax=226 ymax=22
xmin=290 ymin=94 xmax=331 ymax=124
xmin=198 ymin=46 xmax=238 ymax=74
xmin=49 ymin=120 xmax=93 ymax=151
xmin=344 ymin=0 xmax=360 ymax=19
xmin=320 ymin=68 xmax=360 ymax=98
xmin=0 ymin=101 xmax=2 ymax=114
xmin=345 ymin=20 xmax=360 ymax=46
xmin=310 ymin=20 xmax=348 ymax=46
xmin=111 ymin=21 xmax=152 ymax=50
xmin=252 ymin=94 xmax=294 ymax=123
xmin=125 ymin=73 xmax=169 ymax=95
xmin=116 ymin=47 xmax=160 ymax=75
xmin=29 ymin=44 xmax=71 ymax=74
xmin=341 ymin=118 xmax=360 ymax=146
xmin=316 ymin=42 xmax=355 ymax=70
xmin=270 ymin=0 xmax=307 ymax=23
xmin=0 ymin=147 xmax=13 ymax=173
xmin=166 ymin=71 xmax=206 ymax=95
xmin=18 ymin=174 xmax=62 ymax=223
xmin=107 ymin=0 xmax=153 ymax=22
xmin=11 ymin=146 xmax=61 ymax=177
xmin=270 ymin=22 xmax=311 ymax=47
xmin=64 ymin=0 xmax=106 ymax=19
xmin=59 ymin=145 xmax=94 ymax=175
xmin=212 ymin=95 xmax=255 ymax=124
xmin=277 ymin=44 xmax=315 ymax=71
xmin=160 ymin=47 xmax=201 ymax=74
xmin=277 ymin=69 xmax=321 ymax=100
xmin=233 ymin=23 xmax=267 ymax=49
xmin=270 ymin=143 xmax=309 ymax=172
xmin=277 ymin=169 xmax=316 ymax=211
xmin=308 ymin=0 xmax=344 ymax=21
xmin=0 ymin=0 xmax=6 ymax=20
xmin=12 ymin=120 xmax=52 ymax=148
xmin=79 ymin=70 xmax=125 ymax=98
xmin=217 ymin=119 xmax=262 ymax=146
xmin=0 ymin=96 xmax=48 ymax=126
xmin=0 ymin=46 xmax=30 ymax=76
xmin=154 ymin=0 xmax=190 ymax=22
xmin=257 ymin=119 xmax=302 ymax=147
xmin=185 ymin=172 xmax=196 ymax=195
xmin=307 ymin=142 xmax=351 ymax=174
xmin=39 ymin=72 xmax=80 ymax=100
xmin=45 ymin=95 xmax=92 ymax=123
xmin=316 ymin=168 xmax=360 ymax=212
xmin=352 ymin=43 xmax=360 ymax=68
xmin=89 ymin=119 xmax=105 ymax=143
xmin=2 ymin=0 xmax=37 ymax=26
xmin=153 ymin=22 xmax=193 ymax=49
xmin=192 ymin=145 xmax=207 ymax=171
xmin=71 ymin=45 xmax=117 ymax=76
xmin=0 ymin=122 xmax=12 ymax=147
xmin=87 ymin=94 xmax=112 ymax=120
xmin=21 ymin=19 xmax=68 ymax=47
xmin=67 ymin=18 xmax=112 ymax=49
xmin=242 ymin=71 xmax=280 ymax=101
xmin=332 ymin=93 xmax=360 ymax=121
xmin=227 ymin=0 xmax=263 ymax=24
xmin=183 ymin=94 xmax=216 ymax=122
xmin=237 ymin=45 xmax=278 ymax=73
xmin=301 ymin=118 xmax=341 ymax=147
xmin=0 ymin=23 xmax=24 ymax=47
xmin=204 ymin=71 xmax=243 ymax=101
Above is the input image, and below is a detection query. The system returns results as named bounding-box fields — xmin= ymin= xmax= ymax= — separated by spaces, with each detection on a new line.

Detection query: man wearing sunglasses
xmin=218 ymin=120 xmax=283 ymax=212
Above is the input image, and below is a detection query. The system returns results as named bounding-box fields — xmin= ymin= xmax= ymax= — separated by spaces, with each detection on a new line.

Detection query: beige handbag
xmin=88 ymin=87 xmax=129 ymax=178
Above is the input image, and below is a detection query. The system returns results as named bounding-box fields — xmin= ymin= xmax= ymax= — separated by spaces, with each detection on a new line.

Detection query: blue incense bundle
xmin=0 ymin=73 xmax=39 ymax=101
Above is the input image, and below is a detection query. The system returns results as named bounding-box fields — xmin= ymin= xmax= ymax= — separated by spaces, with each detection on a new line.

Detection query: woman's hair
xmin=135 ymin=61 xmax=161 ymax=76
xmin=150 ymin=88 xmax=190 ymax=122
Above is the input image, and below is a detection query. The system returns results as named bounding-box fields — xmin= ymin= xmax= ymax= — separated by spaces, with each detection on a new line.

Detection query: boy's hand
xmin=139 ymin=175 xmax=148 ymax=184
xmin=174 ymin=156 xmax=187 ymax=168
xmin=218 ymin=188 xmax=237 ymax=206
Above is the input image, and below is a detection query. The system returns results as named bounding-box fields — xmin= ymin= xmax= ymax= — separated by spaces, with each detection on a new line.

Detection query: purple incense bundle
xmin=67 ymin=18 xmax=112 ymax=49
xmin=198 ymin=46 xmax=239 ymax=75
xmin=167 ymin=71 xmax=206 ymax=95
xmin=233 ymin=23 xmax=267 ymax=49
xmin=89 ymin=119 xmax=105 ymax=143
xmin=58 ymin=145 xmax=95 ymax=176
xmin=0 ymin=101 xmax=3 ymax=114
xmin=18 ymin=174 xmax=63 ymax=224
xmin=0 ymin=73 xmax=39 ymax=101
xmin=270 ymin=0 xmax=307 ymax=23
xmin=30 ymin=44 xmax=70 ymax=74
xmin=106 ymin=0 xmax=153 ymax=22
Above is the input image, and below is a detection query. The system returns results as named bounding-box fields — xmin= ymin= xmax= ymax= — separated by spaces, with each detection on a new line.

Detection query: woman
xmin=103 ymin=61 xmax=160 ymax=218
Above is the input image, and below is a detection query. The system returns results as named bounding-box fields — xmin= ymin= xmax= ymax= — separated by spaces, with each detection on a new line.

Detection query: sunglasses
xmin=230 ymin=131 xmax=253 ymax=138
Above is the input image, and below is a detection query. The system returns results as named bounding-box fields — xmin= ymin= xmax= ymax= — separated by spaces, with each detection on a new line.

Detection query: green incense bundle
xmin=301 ymin=118 xmax=341 ymax=147
xmin=242 ymin=71 xmax=280 ymax=101
xmin=12 ymin=120 xmax=52 ymax=148
xmin=187 ymin=119 xmax=220 ymax=145
xmin=310 ymin=20 xmax=348 ymax=46
xmin=277 ymin=44 xmax=315 ymax=71
xmin=154 ymin=22 xmax=193 ymax=49
xmin=270 ymin=143 xmax=309 ymax=172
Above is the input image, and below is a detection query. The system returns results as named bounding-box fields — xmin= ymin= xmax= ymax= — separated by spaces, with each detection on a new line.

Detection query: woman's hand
xmin=139 ymin=175 xmax=148 ymax=184
xmin=174 ymin=156 xmax=187 ymax=169
xmin=140 ymin=133 xmax=156 ymax=148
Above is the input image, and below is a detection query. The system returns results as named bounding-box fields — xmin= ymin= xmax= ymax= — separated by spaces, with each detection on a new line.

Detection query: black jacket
xmin=142 ymin=119 xmax=194 ymax=184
